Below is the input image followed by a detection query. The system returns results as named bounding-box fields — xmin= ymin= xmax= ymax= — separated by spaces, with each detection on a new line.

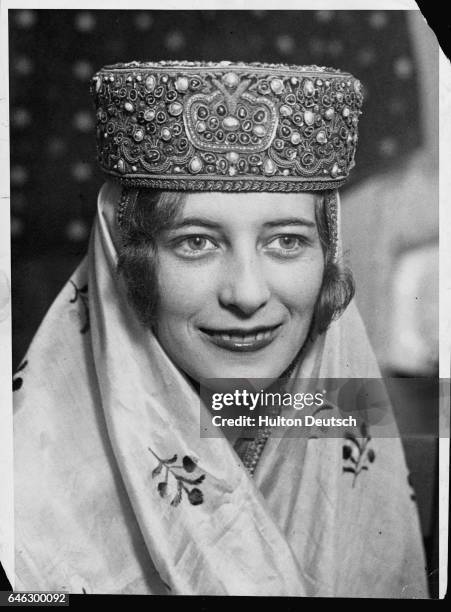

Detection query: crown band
xmin=91 ymin=61 xmax=363 ymax=192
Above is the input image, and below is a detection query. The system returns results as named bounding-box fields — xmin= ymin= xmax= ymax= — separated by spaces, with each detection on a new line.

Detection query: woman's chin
xmin=187 ymin=360 xmax=291 ymax=385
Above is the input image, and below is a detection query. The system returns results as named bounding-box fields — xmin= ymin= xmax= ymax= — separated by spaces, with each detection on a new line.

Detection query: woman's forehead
xmin=179 ymin=191 xmax=318 ymax=225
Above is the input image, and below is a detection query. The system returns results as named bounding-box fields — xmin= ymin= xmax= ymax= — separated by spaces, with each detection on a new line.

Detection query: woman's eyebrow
xmin=169 ymin=217 xmax=222 ymax=230
xmin=169 ymin=216 xmax=316 ymax=230
xmin=263 ymin=217 xmax=316 ymax=228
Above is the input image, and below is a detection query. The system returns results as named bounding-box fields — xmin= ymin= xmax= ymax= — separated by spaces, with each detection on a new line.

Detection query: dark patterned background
xmin=9 ymin=9 xmax=422 ymax=367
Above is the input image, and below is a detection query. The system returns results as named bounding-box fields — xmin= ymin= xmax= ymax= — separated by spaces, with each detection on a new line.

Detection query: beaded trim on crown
xmin=91 ymin=61 xmax=363 ymax=192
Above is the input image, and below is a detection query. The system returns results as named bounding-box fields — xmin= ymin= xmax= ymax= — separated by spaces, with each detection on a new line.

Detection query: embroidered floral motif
xmin=342 ymin=422 xmax=376 ymax=487
xmin=13 ymin=359 xmax=28 ymax=392
xmin=148 ymin=447 xmax=206 ymax=506
xmin=312 ymin=403 xmax=334 ymax=417
xmin=306 ymin=402 xmax=335 ymax=439
xmin=69 ymin=281 xmax=90 ymax=334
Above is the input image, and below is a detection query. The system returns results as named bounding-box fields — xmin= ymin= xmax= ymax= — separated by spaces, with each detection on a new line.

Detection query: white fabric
xmin=14 ymin=181 xmax=428 ymax=597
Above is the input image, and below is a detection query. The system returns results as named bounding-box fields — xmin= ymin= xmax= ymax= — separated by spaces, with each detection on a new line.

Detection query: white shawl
xmin=14 ymin=181 xmax=428 ymax=597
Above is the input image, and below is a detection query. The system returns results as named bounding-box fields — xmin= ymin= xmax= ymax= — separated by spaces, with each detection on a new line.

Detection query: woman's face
xmin=154 ymin=191 xmax=324 ymax=381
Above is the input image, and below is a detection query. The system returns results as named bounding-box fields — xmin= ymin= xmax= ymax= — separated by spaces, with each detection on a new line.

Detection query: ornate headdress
xmin=91 ymin=61 xmax=363 ymax=193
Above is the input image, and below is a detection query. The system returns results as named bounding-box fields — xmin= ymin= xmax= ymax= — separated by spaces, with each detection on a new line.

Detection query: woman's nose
xmin=218 ymin=253 xmax=271 ymax=316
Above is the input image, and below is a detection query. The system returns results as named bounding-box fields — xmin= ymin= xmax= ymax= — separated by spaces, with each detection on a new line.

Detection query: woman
xmin=13 ymin=61 xmax=428 ymax=596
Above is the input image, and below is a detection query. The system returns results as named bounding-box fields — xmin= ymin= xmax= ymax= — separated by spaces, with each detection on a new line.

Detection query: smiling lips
xmin=200 ymin=324 xmax=282 ymax=352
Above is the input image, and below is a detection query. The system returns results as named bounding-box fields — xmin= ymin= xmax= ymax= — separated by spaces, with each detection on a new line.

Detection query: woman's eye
xmin=186 ymin=236 xmax=209 ymax=250
xmin=174 ymin=235 xmax=218 ymax=257
xmin=266 ymin=235 xmax=307 ymax=255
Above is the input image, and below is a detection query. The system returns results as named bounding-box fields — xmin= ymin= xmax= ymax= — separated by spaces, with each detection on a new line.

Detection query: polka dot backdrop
xmin=9 ymin=9 xmax=421 ymax=364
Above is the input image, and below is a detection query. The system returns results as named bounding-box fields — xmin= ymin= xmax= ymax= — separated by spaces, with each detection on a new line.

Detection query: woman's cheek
xmin=157 ymin=258 xmax=216 ymax=316
xmin=269 ymin=255 xmax=324 ymax=311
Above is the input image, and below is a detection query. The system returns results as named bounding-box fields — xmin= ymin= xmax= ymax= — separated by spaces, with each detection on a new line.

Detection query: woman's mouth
xmin=199 ymin=324 xmax=282 ymax=352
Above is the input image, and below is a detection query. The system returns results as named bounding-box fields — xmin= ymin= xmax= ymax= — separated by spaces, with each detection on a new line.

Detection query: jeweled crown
xmin=91 ymin=61 xmax=363 ymax=191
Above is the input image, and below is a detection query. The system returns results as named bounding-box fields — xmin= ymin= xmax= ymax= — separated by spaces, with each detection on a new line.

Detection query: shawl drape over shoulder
xmin=13 ymin=181 xmax=428 ymax=597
